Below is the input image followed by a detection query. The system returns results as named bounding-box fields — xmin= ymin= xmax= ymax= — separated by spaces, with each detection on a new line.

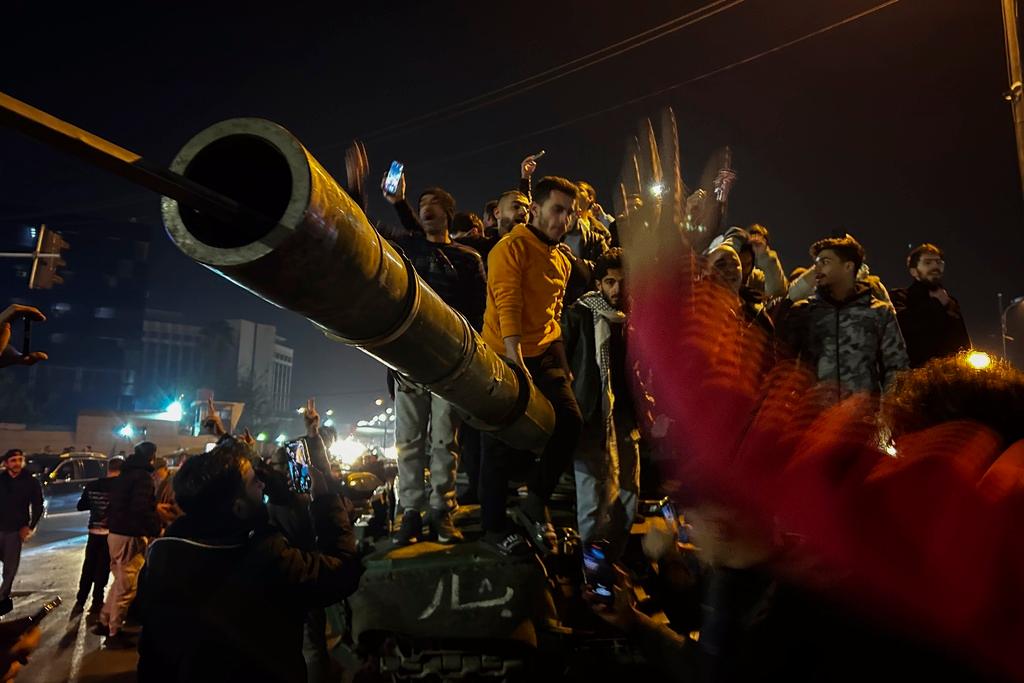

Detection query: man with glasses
xmin=891 ymin=244 xmax=971 ymax=368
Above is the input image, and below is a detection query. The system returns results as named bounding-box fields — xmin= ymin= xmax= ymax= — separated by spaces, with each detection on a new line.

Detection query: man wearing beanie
xmin=381 ymin=172 xmax=486 ymax=544
xmin=96 ymin=441 xmax=160 ymax=648
xmin=0 ymin=449 xmax=43 ymax=615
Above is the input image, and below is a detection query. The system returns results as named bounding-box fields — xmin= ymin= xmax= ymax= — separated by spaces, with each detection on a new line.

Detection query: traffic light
xmin=29 ymin=224 xmax=69 ymax=289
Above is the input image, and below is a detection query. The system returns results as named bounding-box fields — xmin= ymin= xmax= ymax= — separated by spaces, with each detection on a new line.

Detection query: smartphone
xmin=284 ymin=438 xmax=311 ymax=495
xmin=582 ymin=542 xmax=615 ymax=605
xmin=26 ymin=596 xmax=61 ymax=628
xmin=21 ymin=319 xmax=31 ymax=355
xmin=383 ymin=160 xmax=404 ymax=195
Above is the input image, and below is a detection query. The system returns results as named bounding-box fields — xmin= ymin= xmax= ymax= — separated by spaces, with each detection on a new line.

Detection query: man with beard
xmin=562 ymin=249 xmax=640 ymax=559
xmin=890 ymin=244 xmax=971 ymax=368
xmin=138 ymin=438 xmax=359 ymax=682
xmin=479 ymin=176 xmax=583 ymax=555
xmin=0 ymin=450 xmax=42 ymax=616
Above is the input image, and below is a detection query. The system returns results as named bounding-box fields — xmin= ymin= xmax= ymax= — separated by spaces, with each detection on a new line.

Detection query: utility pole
xmin=1001 ymin=0 xmax=1024 ymax=200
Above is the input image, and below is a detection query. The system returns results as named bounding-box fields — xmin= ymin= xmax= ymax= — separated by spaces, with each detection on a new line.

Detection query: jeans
xmin=0 ymin=531 xmax=23 ymax=601
xmin=480 ymin=347 xmax=583 ymax=532
xmin=574 ymin=418 xmax=641 ymax=560
xmin=395 ymin=382 xmax=460 ymax=513
xmin=77 ymin=532 xmax=112 ymax=605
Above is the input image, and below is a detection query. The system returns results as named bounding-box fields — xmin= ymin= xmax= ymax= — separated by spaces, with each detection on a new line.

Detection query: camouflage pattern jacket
xmin=778 ymin=283 xmax=909 ymax=399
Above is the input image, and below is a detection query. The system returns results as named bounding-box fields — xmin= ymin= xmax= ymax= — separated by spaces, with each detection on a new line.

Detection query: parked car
xmin=30 ymin=453 xmax=110 ymax=514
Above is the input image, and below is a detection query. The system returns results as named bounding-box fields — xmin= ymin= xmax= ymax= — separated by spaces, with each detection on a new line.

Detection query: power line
xmin=412 ymin=0 xmax=903 ymax=170
xmin=341 ymin=0 xmax=746 ymax=145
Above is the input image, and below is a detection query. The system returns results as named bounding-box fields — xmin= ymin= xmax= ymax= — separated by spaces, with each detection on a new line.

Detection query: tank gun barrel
xmin=160 ymin=118 xmax=553 ymax=451
xmin=0 ymin=93 xmax=554 ymax=451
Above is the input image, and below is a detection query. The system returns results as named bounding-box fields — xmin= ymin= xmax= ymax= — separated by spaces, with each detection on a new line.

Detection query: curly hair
xmin=882 ymin=353 xmax=1024 ymax=445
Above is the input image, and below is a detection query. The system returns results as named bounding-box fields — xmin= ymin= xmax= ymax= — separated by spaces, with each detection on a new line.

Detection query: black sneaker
xmin=70 ymin=601 xmax=86 ymax=617
xmin=90 ymin=623 xmax=110 ymax=637
xmin=0 ymin=598 xmax=12 ymax=616
xmin=88 ymin=600 xmax=104 ymax=615
xmin=482 ymin=530 xmax=532 ymax=557
xmin=509 ymin=506 xmax=558 ymax=556
xmin=430 ymin=509 xmax=464 ymax=544
xmin=393 ymin=510 xmax=423 ymax=546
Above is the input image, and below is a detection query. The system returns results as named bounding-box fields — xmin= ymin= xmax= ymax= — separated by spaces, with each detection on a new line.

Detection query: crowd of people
xmin=0 ymin=131 xmax=1018 ymax=682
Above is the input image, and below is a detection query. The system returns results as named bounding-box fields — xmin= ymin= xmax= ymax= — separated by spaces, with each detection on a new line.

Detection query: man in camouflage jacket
xmin=778 ymin=236 xmax=909 ymax=400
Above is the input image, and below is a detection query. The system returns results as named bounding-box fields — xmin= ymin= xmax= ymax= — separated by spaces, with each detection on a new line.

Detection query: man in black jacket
xmin=890 ymin=244 xmax=971 ymax=368
xmin=562 ymin=249 xmax=639 ymax=559
xmin=138 ymin=437 xmax=360 ymax=683
xmin=73 ymin=457 xmax=123 ymax=615
xmin=0 ymin=449 xmax=43 ymax=616
xmin=97 ymin=442 xmax=160 ymax=647
xmin=381 ymin=174 xmax=486 ymax=544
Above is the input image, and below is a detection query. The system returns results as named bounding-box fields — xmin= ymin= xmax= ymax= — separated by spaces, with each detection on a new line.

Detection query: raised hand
xmin=202 ymin=396 xmax=226 ymax=437
xmin=0 ymin=304 xmax=48 ymax=368
xmin=304 ymin=397 xmax=320 ymax=437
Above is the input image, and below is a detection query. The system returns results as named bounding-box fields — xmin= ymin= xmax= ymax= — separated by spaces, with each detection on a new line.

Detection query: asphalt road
xmin=7 ymin=510 xmax=137 ymax=682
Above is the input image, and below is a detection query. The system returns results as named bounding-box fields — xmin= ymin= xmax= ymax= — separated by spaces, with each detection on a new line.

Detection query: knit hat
xmin=1 ymin=449 xmax=23 ymax=462
xmin=418 ymin=187 xmax=456 ymax=226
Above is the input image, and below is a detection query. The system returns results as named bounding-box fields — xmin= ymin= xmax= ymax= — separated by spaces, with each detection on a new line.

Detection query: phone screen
xmin=384 ymin=160 xmax=404 ymax=195
xmin=285 ymin=439 xmax=311 ymax=494
xmin=582 ymin=543 xmax=615 ymax=604
xmin=22 ymin=319 xmax=31 ymax=355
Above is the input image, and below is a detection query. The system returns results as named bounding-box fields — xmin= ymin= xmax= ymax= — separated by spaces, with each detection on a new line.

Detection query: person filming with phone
xmin=138 ymin=429 xmax=360 ymax=682
xmin=379 ymin=164 xmax=486 ymax=544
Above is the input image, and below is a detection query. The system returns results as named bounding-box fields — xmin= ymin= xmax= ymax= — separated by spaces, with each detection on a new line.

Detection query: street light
xmin=164 ymin=400 xmax=183 ymax=422
xmin=375 ymin=398 xmax=384 ymax=406
xmin=326 ymin=409 xmax=334 ymax=416
xmin=999 ymin=293 xmax=1024 ymax=359
xmin=117 ymin=424 xmax=134 ymax=439
xmin=966 ymin=351 xmax=993 ymax=371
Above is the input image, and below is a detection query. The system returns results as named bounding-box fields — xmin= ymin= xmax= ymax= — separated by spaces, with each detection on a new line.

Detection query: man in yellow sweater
xmin=479 ymin=176 xmax=583 ymax=555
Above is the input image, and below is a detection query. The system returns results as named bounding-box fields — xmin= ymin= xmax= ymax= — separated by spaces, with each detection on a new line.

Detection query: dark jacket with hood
xmin=107 ymin=444 xmax=160 ymax=538
xmin=389 ymin=199 xmax=487 ymax=331
xmin=778 ymin=283 xmax=909 ymax=399
xmin=890 ymin=280 xmax=971 ymax=368
xmin=137 ymin=494 xmax=359 ymax=683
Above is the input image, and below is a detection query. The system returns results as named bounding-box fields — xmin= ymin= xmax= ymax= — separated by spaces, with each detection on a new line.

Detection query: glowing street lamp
xmin=965 ymin=350 xmax=992 ymax=371
xmin=164 ymin=400 xmax=183 ymax=422
xmin=275 ymin=433 xmax=288 ymax=445
xmin=256 ymin=432 xmax=268 ymax=442
xmin=117 ymin=424 xmax=134 ymax=439
xmin=375 ymin=398 xmax=384 ymax=406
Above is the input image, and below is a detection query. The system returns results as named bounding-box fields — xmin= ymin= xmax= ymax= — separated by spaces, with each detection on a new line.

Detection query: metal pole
xmin=1001 ymin=0 xmax=1024 ymax=200
xmin=1000 ymin=292 xmax=1009 ymax=359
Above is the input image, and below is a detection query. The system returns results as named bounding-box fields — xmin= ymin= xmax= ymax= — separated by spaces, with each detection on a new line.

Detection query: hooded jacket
xmin=778 ymin=283 xmax=909 ymax=398
xmin=138 ymin=495 xmax=359 ymax=683
xmin=107 ymin=446 xmax=160 ymax=538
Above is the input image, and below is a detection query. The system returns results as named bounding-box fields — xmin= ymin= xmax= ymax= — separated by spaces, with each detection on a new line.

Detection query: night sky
xmin=3 ymin=0 xmax=1022 ymax=423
